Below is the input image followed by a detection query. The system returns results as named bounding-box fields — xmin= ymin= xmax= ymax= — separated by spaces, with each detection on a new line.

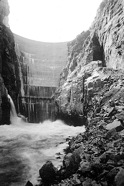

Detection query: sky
xmin=8 ymin=0 xmax=103 ymax=42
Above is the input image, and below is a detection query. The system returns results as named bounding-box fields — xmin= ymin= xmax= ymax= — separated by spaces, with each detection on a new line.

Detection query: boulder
xmin=39 ymin=161 xmax=57 ymax=185
xmin=91 ymin=180 xmax=102 ymax=186
xmin=99 ymin=151 xmax=115 ymax=164
xmin=82 ymin=178 xmax=92 ymax=186
xmin=79 ymin=161 xmax=91 ymax=174
xmin=114 ymin=168 xmax=124 ymax=186
xmin=106 ymin=107 xmax=117 ymax=117
xmin=106 ymin=167 xmax=120 ymax=184
xmin=25 ymin=181 xmax=33 ymax=186
xmin=116 ymin=111 xmax=124 ymax=123
xmin=100 ymin=182 xmax=108 ymax=186
xmin=91 ymin=162 xmax=103 ymax=175
xmin=105 ymin=128 xmax=117 ymax=139
xmin=63 ymin=151 xmax=81 ymax=177
xmin=105 ymin=120 xmax=123 ymax=132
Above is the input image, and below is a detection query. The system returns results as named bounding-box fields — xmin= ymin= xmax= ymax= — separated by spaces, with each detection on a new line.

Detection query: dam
xmin=14 ymin=34 xmax=68 ymax=122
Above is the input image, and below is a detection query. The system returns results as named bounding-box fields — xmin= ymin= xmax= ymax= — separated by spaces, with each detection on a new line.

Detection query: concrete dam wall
xmin=14 ymin=34 xmax=68 ymax=122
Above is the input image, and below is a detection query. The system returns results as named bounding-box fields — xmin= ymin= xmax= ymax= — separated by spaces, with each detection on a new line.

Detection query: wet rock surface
xmin=25 ymin=181 xmax=33 ymax=186
xmin=0 ymin=0 xmax=20 ymax=124
xmin=29 ymin=0 xmax=124 ymax=185
xmin=0 ymin=23 xmax=20 ymax=124
xmin=55 ymin=0 xmax=124 ymax=125
xmin=29 ymin=68 xmax=124 ymax=186
xmin=39 ymin=161 xmax=58 ymax=185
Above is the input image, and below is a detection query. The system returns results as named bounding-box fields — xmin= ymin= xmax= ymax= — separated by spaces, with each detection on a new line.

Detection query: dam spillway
xmin=14 ymin=34 xmax=68 ymax=122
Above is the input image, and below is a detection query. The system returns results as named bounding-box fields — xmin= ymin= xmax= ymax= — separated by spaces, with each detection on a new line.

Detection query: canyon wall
xmin=0 ymin=0 xmax=20 ymax=124
xmin=14 ymin=34 xmax=68 ymax=122
xmin=0 ymin=0 xmax=9 ymax=25
xmin=55 ymin=0 xmax=124 ymax=125
xmin=1 ymin=0 xmax=123 ymax=125
xmin=37 ymin=1 xmax=124 ymax=185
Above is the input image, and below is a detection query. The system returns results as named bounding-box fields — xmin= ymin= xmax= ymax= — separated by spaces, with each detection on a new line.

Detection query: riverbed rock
xmin=105 ymin=119 xmax=123 ymax=132
xmin=79 ymin=161 xmax=91 ymax=175
xmin=82 ymin=178 xmax=92 ymax=186
xmin=105 ymin=128 xmax=118 ymax=139
xmin=39 ymin=161 xmax=58 ymax=185
xmin=114 ymin=168 xmax=124 ymax=186
xmin=62 ymin=151 xmax=81 ymax=177
xmin=116 ymin=111 xmax=124 ymax=123
xmin=25 ymin=181 xmax=33 ymax=186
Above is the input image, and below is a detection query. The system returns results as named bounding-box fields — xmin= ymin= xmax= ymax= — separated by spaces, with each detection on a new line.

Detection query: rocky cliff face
xmin=0 ymin=0 xmax=20 ymax=124
xmin=0 ymin=0 xmax=9 ymax=25
xmin=35 ymin=1 xmax=124 ymax=185
xmin=55 ymin=0 xmax=124 ymax=125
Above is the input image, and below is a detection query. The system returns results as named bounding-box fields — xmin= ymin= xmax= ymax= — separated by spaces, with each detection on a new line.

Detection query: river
xmin=0 ymin=118 xmax=85 ymax=186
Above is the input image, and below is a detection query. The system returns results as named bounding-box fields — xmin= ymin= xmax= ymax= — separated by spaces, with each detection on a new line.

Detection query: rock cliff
xmin=0 ymin=0 xmax=20 ymax=124
xmin=29 ymin=1 xmax=124 ymax=185
xmin=0 ymin=0 xmax=9 ymax=25
xmin=55 ymin=0 xmax=124 ymax=125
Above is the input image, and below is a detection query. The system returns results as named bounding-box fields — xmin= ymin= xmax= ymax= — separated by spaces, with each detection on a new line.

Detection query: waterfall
xmin=8 ymin=95 xmax=17 ymax=117
xmin=8 ymin=94 xmax=18 ymax=124
xmin=8 ymin=94 xmax=27 ymax=124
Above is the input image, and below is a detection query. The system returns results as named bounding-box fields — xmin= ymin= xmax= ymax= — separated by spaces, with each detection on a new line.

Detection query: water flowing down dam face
xmin=0 ymin=120 xmax=85 ymax=186
xmin=19 ymin=96 xmax=56 ymax=123
xmin=14 ymin=34 xmax=68 ymax=123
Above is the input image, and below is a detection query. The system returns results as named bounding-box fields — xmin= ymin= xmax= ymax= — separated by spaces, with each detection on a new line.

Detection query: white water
xmin=8 ymin=94 xmax=18 ymax=124
xmin=0 ymin=96 xmax=85 ymax=186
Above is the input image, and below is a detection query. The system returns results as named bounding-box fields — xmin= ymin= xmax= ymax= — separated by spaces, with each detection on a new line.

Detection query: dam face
xmin=14 ymin=34 xmax=68 ymax=122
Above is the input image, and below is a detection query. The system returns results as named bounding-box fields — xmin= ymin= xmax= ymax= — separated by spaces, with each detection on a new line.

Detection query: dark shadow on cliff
xmin=92 ymin=33 xmax=106 ymax=67
xmin=55 ymin=111 xmax=87 ymax=126
xmin=1 ymin=95 xmax=11 ymax=124
xmin=0 ymin=24 xmax=21 ymax=124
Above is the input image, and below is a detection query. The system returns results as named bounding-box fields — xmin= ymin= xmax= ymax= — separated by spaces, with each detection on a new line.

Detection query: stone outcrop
xmin=91 ymin=0 xmax=124 ymax=69
xmin=25 ymin=181 xmax=33 ymax=186
xmin=55 ymin=0 xmax=124 ymax=125
xmin=33 ymin=0 xmax=124 ymax=185
xmin=0 ymin=0 xmax=20 ymax=124
xmin=31 ymin=68 xmax=124 ymax=185
xmin=39 ymin=161 xmax=58 ymax=185
xmin=0 ymin=0 xmax=9 ymax=25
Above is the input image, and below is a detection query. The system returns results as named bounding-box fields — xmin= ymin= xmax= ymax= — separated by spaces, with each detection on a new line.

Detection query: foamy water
xmin=0 ymin=119 xmax=85 ymax=186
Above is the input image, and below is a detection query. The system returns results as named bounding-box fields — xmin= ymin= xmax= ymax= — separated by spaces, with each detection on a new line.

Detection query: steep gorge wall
xmin=36 ymin=1 xmax=124 ymax=185
xmin=0 ymin=0 xmax=9 ymax=25
xmin=55 ymin=0 xmax=124 ymax=125
xmin=0 ymin=0 xmax=20 ymax=124
xmin=91 ymin=0 xmax=124 ymax=69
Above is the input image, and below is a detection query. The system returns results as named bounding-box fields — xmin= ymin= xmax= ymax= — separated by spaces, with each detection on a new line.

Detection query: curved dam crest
xmin=14 ymin=34 xmax=68 ymax=122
